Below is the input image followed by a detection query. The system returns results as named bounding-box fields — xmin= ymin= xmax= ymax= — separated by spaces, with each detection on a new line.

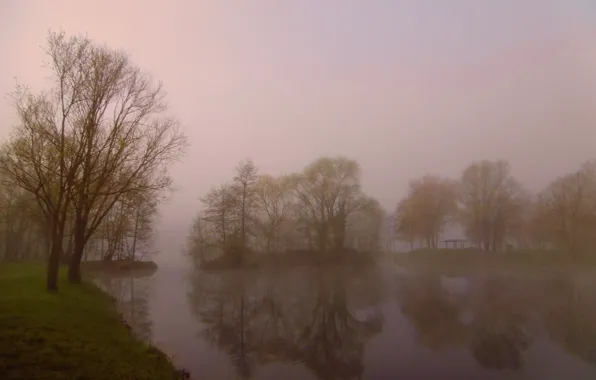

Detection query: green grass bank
xmin=0 ymin=263 xmax=186 ymax=380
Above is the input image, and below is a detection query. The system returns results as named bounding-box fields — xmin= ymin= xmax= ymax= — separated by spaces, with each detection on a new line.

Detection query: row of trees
xmin=395 ymin=159 xmax=596 ymax=254
xmin=191 ymin=156 xmax=596 ymax=262
xmin=188 ymin=157 xmax=384 ymax=265
xmin=0 ymin=32 xmax=186 ymax=291
xmin=0 ymin=179 xmax=157 ymax=263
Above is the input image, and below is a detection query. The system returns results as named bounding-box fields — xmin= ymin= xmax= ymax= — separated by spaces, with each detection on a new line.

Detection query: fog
xmin=2 ymin=0 xmax=596 ymax=261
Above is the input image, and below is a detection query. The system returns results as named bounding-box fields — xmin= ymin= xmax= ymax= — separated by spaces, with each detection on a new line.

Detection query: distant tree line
xmin=394 ymin=159 xmax=596 ymax=255
xmin=0 ymin=31 xmax=186 ymax=291
xmin=188 ymin=157 xmax=385 ymax=266
xmin=0 ymin=178 xmax=158 ymax=264
xmin=190 ymin=156 xmax=596 ymax=264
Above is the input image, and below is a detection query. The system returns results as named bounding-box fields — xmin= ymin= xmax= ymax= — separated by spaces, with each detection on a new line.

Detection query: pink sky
xmin=2 ymin=1 xmax=596 ymax=250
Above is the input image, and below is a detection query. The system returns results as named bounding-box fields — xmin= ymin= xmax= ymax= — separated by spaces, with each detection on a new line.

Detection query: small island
xmin=188 ymin=157 xmax=384 ymax=271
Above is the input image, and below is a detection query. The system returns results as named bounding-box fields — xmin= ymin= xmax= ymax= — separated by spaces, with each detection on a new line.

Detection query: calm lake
xmin=94 ymin=262 xmax=596 ymax=380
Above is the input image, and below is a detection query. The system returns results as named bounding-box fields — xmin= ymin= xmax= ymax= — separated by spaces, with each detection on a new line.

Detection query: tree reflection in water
xmin=541 ymin=274 xmax=596 ymax=366
xmin=397 ymin=273 xmax=533 ymax=370
xmin=188 ymin=267 xmax=385 ymax=379
xmin=397 ymin=274 xmax=466 ymax=350
xmin=466 ymin=276 xmax=532 ymax=370
xmin=94 ymin=274 xmax=154 ymax=343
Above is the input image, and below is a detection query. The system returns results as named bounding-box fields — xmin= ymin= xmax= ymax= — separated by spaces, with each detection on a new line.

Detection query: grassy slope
xmin=0 ymin=263 xmax=182 ymax=380
xmin=393 ymin=248 xmax=596 ymax=275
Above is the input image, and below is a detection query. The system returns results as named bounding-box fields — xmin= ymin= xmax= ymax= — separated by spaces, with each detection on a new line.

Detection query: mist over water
xmin=99 ymin=261 xmax=596 ymax=380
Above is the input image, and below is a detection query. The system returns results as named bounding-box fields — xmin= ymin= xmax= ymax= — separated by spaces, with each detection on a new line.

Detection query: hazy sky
xmin=2 ymin=1 xmax=596 ymax=247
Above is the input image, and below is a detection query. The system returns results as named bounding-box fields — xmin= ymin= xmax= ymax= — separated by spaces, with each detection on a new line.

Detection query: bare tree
xmin=394 ymin=175 xmax=458 ymax=249
xmin=50 ymin=32 xmax=187 ymax=283
xmin=458 ymin=160 xmax=525 ymax=252
xmin=94 ymin=188 xmax=160 ymax=262
xmin=190 ymin=156 xmax=384 ymax=267
xmin=0 ymin=176 xmax=46 ymax=261
xmin=188 ymin=212 xmax=208 ymax=265
xmin=395 ymin=198 xmax=418 ymax=250
xmin=506 ymin=195 xmax=544 ymax=249
xmin=196 ymin=184 xmax=239 ymax=259
xmin=378 ymin=213 xmax=399 ymax=253
xmin=252 ymin=174 xmax=293 ymax=253
xmin=127 ymin=190 xmax=159 ymax=261
xmin=344 ymin=197 xmax=384 ymax=253
xmin=0 ymin=33 xmax=94 ymax=290
xmin=535 ymin=162 xmax=596 ymax=254
xmin=0 ymin=32 xmax=186 ymax=288
xmin=232 ymin=159 xmax=258 ymax=265
xmin=101 ymin=197 xmax=131 ymax=261
xmin=289 ymin=157 xmax=366 ymax=259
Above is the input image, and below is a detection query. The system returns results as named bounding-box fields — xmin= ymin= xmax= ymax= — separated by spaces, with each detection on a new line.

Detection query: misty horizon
xmin=2 ymin=1 xmax=596 ymax=252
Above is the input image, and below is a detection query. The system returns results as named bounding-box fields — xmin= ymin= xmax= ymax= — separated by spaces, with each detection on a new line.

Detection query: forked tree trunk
xmin=47 ymin=222 xmax=64 ymax=292
xmin=68 ymin=209 xmax=87 ymax=284
xmin=47 ymin=245 xmax=61 ymax=292
xmin=131 ymin=208 xmax=140 ymax=261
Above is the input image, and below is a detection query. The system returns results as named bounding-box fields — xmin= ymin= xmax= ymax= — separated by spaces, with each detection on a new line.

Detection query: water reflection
xmin=467 ymin=276 xmax=533 ymax=371
xmin=396 ymin=271 xmax=596 ymax=372
xmin=188 ymin=268 xmax=385 ymax=379
xmin=95 ymin=266 xmax=596 ymax=379
xmin=397 ymin=274 xmax=466 ymax=350
xmin=542 ymin=275 xmax=596 ymax=366
xmin=94 ymin=273 xmax=154 ymax=342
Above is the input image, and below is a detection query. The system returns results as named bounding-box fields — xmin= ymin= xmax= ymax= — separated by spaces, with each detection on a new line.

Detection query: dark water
xmin=96 ymin=264 xmax=596 ymax=380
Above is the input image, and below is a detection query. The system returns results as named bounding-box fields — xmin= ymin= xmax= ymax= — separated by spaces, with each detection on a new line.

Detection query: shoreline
xmin=197 ymin=249 xmax=378 ymax=271
xmin=393 ymin=248 xmax=596 ymax=275
xmin=81 ymin=259 xmax=159 ymax=274
xmin=0 ymin=263 xmax=189 ymax=380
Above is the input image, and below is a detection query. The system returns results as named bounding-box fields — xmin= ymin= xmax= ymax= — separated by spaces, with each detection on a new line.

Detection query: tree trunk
xmin=131 ymin=209 xmax=140 ymax=261
xmin=130 ymin=275 xmax=135 ymax=326
xmin=240 ymin=184 xmax=247 ymax=266
xmin=68 ymin=212 xmax=87 ymax=284
xmin=47 ymin=246 xmax=61 ymax=292
xmin=25 ymin=224 xmax=33 ymax=259
xmin=100 ymin=237 xmax=104 ymax=261
xmin=68 ymin=231 xmax=85 ymax=283
xmin=482 ymin=220 xmax=491 ymax=251
xmin=317 ymin=225 xmax=328 ymax=254
xmin=333 ymin=216 xmax=346 ymax=258
xmin=103 ymin=249 xmax=116 ymax=261
xmin=66 ymin=226 xmax=74 ymax=260
xmin=47 ymin=227 xmax=63 ymax=292
xmin=4 ymin=212 xmax=11 ymax=261
xmin=83 ymin=241 xmax=89 ymax=262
